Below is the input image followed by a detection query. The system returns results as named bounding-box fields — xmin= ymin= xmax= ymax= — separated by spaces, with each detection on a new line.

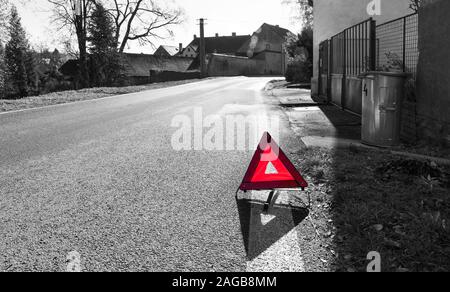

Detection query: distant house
xmin=183 ymin=24 xmax=293 ymax=76
xmin=181 ymin=33 xmax=251 ymax=71
xmin=237 ymin=23 xmax=293 ymax=58
xmin=154 ymin=45 xmax=181 ymax=57
xmin=181 ymin=33 xmax=251 ymax=59
xmin=235 ymin=23 xmax=293 ymax=75
xmin=180 ymin=43 xmax=198 ymax=58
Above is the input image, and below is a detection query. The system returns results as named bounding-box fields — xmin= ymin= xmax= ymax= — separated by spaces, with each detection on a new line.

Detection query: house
xmin=312 ymin=0 xmax=412 ymax=95
xmin=182 ymin=33 xmax=251 ymax=71
xmin=154 ymin=45 xmax=182 ymax=57
xmin=237 ymin=23 xmax=293 ymax=57
xmin=236 ymin=23 xmax=293 ymax=75
xmin=185 ymin=24 xmax=292 ymax=76
xmin=181 ymin=33 xmax=251 ymax=58
xmin=180 ymin=43 xmax=198 ymax=58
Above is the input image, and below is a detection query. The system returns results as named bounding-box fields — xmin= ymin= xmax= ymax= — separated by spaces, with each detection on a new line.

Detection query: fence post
xmin=342 ymin=30 xmax=347 ymax=110
xmin=318 ymin=42 xmax=323 ymax=97
xmin=369 ymin=18 xmax=377 ymax=71
xmin=327 ymin=39 xmax=332 ymax=102
xmin=403 ymin=17 xmax=407 ymax=72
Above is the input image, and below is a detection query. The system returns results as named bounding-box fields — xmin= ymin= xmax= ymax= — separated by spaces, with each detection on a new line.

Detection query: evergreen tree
xmin=24 ymin=48 xmax=37 ymax=94
xmin=0 ymin=43 xmax=6 ymax=99
xmin=4 ymin=6 xmax=30 ymax=98
xmin=88 ymin=4 xmax=121 ymax=86
xmin=285 ymin=26 xmax=313 ymax=83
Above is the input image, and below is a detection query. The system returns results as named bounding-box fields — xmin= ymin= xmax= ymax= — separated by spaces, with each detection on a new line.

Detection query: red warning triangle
xmin=239 ymin=132 xmax=308 ymax=191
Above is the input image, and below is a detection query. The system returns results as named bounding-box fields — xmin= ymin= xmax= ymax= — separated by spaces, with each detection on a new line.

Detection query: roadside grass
xmin=0 ymin=79 xmax=200 ymax=113
xmin=292 ymin=147 xmax=450 ymax=272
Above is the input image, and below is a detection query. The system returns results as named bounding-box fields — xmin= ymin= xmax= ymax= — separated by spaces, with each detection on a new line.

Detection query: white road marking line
xmin=246 ymin=228 xmax=305 ymax=272
xmin=245 ymin=191 xmax=305 ymax=272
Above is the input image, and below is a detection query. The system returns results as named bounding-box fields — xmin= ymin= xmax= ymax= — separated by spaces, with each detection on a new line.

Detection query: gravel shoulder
xmin=0 ymin=79 xmax=201 ymax=113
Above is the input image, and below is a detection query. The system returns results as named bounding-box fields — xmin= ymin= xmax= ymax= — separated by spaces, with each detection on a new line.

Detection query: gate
xmin=316 ymin=13 xmax=418 ymax=115
xmin=331 ymin=18 xmax=376 ymax=114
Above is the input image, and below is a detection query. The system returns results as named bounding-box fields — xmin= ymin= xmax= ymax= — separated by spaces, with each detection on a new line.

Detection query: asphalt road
xmin=0 ymin=77 xmax=311 ymax=272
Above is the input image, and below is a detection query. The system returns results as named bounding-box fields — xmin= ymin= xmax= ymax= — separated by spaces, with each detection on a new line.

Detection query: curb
xmin=348 ymin=142 xmax=450 ymax=167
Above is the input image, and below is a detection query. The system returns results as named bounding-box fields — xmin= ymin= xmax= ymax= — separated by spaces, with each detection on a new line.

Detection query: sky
xmin=14 ymin=0 xmax=301 ymax=54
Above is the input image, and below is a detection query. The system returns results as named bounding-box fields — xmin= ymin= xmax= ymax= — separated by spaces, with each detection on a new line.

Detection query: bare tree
xmin=48 ymin=0 xmax=97 ymax=87
xmin=282 ymin=0 xmax=313 ymax=28
xmin=409 ymin=0 xmax=434 ymax=12
xmin=48 ymin=0 xmax=183 ymax=53
xmin=410 ymin=0 xmax=422 ymax=12
xmin=105 ymin=0 xmax=184 ymax=52
xmin=0 ymin=0 xmax=11 ymax=41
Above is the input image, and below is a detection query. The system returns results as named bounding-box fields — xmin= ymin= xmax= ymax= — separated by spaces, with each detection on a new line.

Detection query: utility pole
xmin=199 ymin=18 xmax=207 ymax=78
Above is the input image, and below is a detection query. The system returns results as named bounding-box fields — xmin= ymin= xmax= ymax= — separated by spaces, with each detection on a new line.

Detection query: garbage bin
xmin=359 ymin=71 xmax=409 ymax=147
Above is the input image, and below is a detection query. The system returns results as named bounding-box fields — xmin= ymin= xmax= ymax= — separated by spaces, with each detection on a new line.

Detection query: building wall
xmin=207 ymin=54 xmax=266 ymax=77
xmin=253 ymin=51 xmax=288 ymax=76
xmin=181 ymin=45 xmax=197 ymax=58
xmin=312 ymin=0 xmax=412 ymax=94
xmin=416 ymin=0 xmax=450 ymax=145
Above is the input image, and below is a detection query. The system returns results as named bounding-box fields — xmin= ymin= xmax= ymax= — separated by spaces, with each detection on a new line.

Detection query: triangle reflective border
xmin=239 ymin=132 xmax=308 ymax=191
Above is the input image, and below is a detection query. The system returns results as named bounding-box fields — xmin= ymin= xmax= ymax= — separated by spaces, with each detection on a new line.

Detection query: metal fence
xmin=336 ymin=19 xmax=376 ymax=77
xmin=318 ymin=13 xmax=419 ymax=114
xmin=376 ymin=13 xmax=419 ymax=79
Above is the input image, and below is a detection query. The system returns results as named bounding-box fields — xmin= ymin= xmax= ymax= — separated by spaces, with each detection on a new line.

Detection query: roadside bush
xmin=39 ymin=71 xmax=73 ymax=94
xmin=285 ymin=26 xmax=313 ymax=84
xmin=285 ymin=59 xmax=312 ymax=83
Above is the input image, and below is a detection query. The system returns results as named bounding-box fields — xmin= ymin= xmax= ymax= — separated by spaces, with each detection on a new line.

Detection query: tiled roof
xmin=186 ymin=35 xmax=251 ymax=55
xmin=264 ymin=23 xmax=292 ymax=39
xmin=157 ymin=45 xmax=180 ymax=56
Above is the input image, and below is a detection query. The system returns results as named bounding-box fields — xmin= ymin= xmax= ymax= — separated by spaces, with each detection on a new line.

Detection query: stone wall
xmin=207 ymin=54 xmax=267 ymax=77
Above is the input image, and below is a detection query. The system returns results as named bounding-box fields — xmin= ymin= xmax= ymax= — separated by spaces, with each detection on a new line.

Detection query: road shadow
xmin=236 ymin=196 xmax=309 ymax=261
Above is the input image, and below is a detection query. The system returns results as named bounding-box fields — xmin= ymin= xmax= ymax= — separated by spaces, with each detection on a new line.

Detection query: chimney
xmin=215 ymin=33 xmax=219 ymax=37
xmin=194 ymin=34 xmax=197 ymax=39
xmin=232 ymin=32 xmax=236 ymax=37
xmin=179 ymin=43 xmax=183 ymax=52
